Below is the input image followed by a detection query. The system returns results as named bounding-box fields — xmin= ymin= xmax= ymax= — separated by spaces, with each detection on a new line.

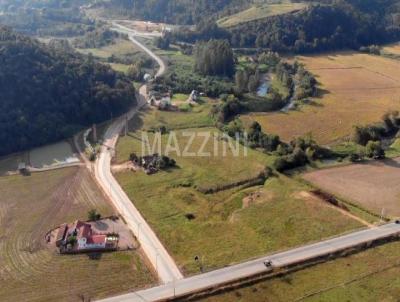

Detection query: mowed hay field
xmin=200 ymin=241 xmax=400 ymax=302
xmin=218 ymin=1 xmax=307 ymax=28
xmin=0 ymin=167 xmax=155 ymax=302
xmin=303 ymin=158 xmax=400 ymax=218
xmin=243 ymin=52 xmax=400 ymax=144
xmin=115 ymin=108 xmax=363 ymax=275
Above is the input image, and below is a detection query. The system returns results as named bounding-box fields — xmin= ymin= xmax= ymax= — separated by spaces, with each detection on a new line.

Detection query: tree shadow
xmin=93 ymin=221 xmax=108 ymax=231
xmin=87 ymin=252 xmax=103 ymax=260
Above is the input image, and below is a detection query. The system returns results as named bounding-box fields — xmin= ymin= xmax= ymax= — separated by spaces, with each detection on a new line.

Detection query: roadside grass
xmin=116 ymin=168 xmax=363 ymax=275
xmin=242 ymin=52 xmax=400 ymax=144
xmin=199 ymin=241 xmax=400 ymax=302
xmin=218 ymin=0 xmax=307 ymax=28
xmin=0 ymin=167 xmax=155 ymax=302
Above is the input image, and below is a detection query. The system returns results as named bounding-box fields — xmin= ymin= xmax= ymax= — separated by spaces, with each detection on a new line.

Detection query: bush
xmin=88 ymin=209 xmax=101 ymax=221
xmin=365 ymin=141 xmax=385 ymax=159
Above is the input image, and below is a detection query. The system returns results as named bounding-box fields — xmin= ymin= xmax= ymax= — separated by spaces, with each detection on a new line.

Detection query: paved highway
xmin=98 ymin=223 xmax=400 ymax=302
xmin=94 ymin=23 xmax=183 ymax=284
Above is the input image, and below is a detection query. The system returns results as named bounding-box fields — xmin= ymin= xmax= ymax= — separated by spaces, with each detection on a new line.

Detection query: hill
xmin=229 ymin=0 xmax=400 ymax=52
xmin=91 ymin=0 xmax=250 ymax=25
xmin=0 ymin=26 xmax=136 ymax=156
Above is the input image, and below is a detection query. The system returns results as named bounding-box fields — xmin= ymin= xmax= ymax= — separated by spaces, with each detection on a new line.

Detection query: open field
xmin=76 ymin=39 xmax=141 ymax=59
xmin=303 ymin=157 xmax=400 ymax=218
xmin=116 ymin=106 xmax=215 ymax=163
xmin=0 ymin=167 xmax=155 ymax=302
xmin=242 ymin=52 xmax=400 ymax=144
xmin=200 ymin=241 xmax=400 ymax=302
xmin=115 ymin=108 xmax=363 ymax=274
xmin=75 ymin=38 xmax=142 ymax=73
xmin=116 ymin=168 xmax=363 ymax=275
xmin=218 ymin=0 xmax=307 ymax=28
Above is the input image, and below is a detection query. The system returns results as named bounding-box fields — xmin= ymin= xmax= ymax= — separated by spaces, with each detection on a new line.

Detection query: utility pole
xmin=125 ymin=115 xmax=129 ymax=136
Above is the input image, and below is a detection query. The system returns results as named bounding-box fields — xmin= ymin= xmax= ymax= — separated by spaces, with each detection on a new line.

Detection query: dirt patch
xmin=304 ymin=158 xmax=400 ymax=217
xmin=242 ymin=190 xmax=272 ymax=209
xmin=111 ymin=161 xmax=136 ymax=173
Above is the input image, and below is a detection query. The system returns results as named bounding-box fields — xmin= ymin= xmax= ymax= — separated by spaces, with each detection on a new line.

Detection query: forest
xmin=92 ymin=0 xmax=250 ymax=25
xmin=0 ymin=26 xmax=136 ymax=156
xmin=229 ymin=0 xmax=400 ymax=52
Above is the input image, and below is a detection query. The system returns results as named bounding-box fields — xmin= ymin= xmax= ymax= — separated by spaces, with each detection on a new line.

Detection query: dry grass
xmin=303 ymin=157 xmax=400 ymax=218
xmin=242 ymin=52 xmax=400 ymax=144
xmin=0 ymin=167 xmax=155 ymax=302
xmin=218 ymin=1 xmax=307 ymax=28
xmin=383 ymin=43 xmax=400 ymax=55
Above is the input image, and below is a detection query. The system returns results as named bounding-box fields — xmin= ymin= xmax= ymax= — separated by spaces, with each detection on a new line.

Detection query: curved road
xmin=95 ymin=23 xmax=183 ymax=283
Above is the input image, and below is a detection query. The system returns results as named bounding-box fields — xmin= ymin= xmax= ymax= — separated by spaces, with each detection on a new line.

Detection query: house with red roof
xmin=56 ymin=220 xmax=118 ymax=253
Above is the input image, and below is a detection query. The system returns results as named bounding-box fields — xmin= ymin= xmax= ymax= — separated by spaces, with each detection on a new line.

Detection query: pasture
xmin=115 ymin=108 xmax=363 ymax=275
xmin=0 ymin=167 xmax=155 ymax=302
xmin=200 ymin=241 xmax=400 ymax=302
xmin=218 ymin=0 xmax=307 ymax=28
xmin=243 ymin=52 xmax=400 ymax=144
xmin=303 ymin=157 xmax=400 ymax=218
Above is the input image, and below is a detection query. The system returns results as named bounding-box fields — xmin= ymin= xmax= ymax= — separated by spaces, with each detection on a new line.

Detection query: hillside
xmin=91 ymin=0 xmax=250 ymax=25
xmin=0 ymin=26 xmax=136 ymax=156
xmin=229 ymin=0 xmax=400 ymax=52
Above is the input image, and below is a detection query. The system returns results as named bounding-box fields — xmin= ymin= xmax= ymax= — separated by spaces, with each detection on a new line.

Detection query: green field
xmin=0 ymin=167 xmax=155 ymax=302
xmin=75 ymin=38 xmax=142 ymax=73
xmin=115 ymin=107 xmax=363 ymax=275
xmin=218 ymin=1 xmax=307 ymax=28
xmin=200 ymin=241 xmax=400 ymax=302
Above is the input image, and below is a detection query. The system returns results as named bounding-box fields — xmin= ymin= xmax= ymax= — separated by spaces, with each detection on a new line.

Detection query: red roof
xmin=87 ymin=235 xmax=107 ymax=244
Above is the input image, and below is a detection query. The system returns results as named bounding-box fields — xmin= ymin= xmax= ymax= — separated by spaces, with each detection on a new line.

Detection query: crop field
xmin=243 ymin=52 xmax=400 ymax=144
xmin=115 ymin=108 xmax=363 ymax=275
xmin=0 ymin=167 xmax=155 ymax=302
xmin=218 ymin=0 xmax=307 ymax=28
xmin=303 ymin=157 xmax=400 ymax=218
xmin=199 ymin=241 xmax=400 ymax=302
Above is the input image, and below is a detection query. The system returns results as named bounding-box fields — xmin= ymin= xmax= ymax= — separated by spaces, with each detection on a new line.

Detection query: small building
xmin=189 ymin=90 xmax=199 ymax=103
xmin=143 ymin=73 xmax=152 ymax=82
xmin=57 ymin=220 xmax=118 ymax=253
xmin=18 ymin=162 xmax=29 ymax=175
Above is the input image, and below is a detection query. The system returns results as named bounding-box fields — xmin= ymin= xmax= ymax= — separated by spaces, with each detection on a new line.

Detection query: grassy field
xmin=199 ymin=241 xmax=400 ymax=302
xmin=0 ymin=167 xmax=155 ymax=302
xmin=76 ymin=39 xmax=141 ymax=59
xmin=115 ymin=107 xmax=363 ymax=275
xmin=303 ymin=157 xmax=400 ymax=218
xmin=218 ymin=0 xmax=307 ymax=27
xmin=242 ymin=52 xmax=400 ymax=144
xmin=75 ymin=38 xmax=142 ymax=73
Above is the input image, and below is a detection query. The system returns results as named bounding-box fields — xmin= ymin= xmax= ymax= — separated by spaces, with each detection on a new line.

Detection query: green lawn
xmin=201 ymin=241 xmax=400 ymax=302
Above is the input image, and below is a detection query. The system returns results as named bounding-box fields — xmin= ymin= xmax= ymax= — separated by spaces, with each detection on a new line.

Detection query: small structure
xmin=56 ymin=220 xmax=118 ymax=254
xmin=189 ymin=90 xmax=199 ymax=103
xmin=143 ymin=73 xmax=152 ymax=82
xmin=148 ymin=91 xmax=176 ymax=110
xmin=18 ymin=162 xmax=30 ymax=175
